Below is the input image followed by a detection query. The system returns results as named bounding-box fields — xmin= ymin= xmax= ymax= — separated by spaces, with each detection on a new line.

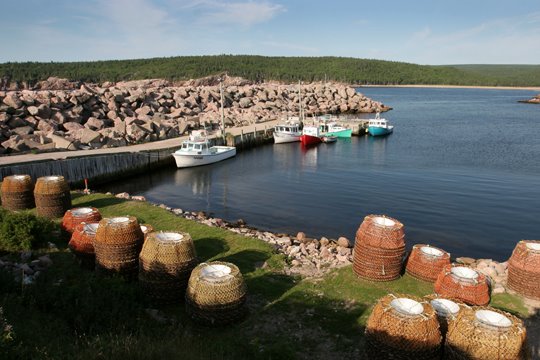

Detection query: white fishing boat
xmin=172 ymin=130 xmax=236 ymax=168
xmin=273 ymin=120 xmax=302 ymax=144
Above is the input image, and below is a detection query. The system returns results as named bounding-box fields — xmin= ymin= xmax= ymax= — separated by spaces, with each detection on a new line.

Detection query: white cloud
xmin=403 ymin=12 xmax=540 ymax=64
xmin=194 ymin=1 xmax=285 ymax=27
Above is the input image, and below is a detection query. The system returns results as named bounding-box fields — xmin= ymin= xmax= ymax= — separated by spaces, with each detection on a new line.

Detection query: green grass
xmin=0 ymin=193 xmax=530 ymax=359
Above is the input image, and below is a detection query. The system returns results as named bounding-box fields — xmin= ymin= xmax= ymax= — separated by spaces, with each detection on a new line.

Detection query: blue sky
xmin=2 ymin=0 xmax=540 ymax=64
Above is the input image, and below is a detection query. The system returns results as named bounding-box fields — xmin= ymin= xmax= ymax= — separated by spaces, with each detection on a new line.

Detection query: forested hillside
xmin=451 ymin=64 xmax=540 ymax=87
xmin=1 ymin=55 xmax=539 ymax=87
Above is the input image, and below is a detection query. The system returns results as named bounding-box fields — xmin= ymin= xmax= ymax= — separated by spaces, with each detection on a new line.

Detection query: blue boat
xmin=367 ymin=112 xmax=394 ymax=136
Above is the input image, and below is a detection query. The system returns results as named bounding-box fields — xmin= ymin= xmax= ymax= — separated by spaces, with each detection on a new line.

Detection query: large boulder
xmin=47 ymin=133 xmax=79 ymax=150
xmin=63 ymin=121 xmax=84 ymax=132
xmin=85 ymin=117 xmax=107 ymax=130
xmin=2 ymin=93 xmax=23 ymax=109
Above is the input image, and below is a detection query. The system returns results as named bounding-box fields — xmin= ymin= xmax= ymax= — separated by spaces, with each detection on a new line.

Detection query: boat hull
xmin=368 ymin=127 xmax=393 ymax=136
xmin=172 ymin=147 xmax=236 ymax=168
xmin=321 ymin=136 xmax=337 ymax=143
xmin=273 ymin=133 xmax=301 ymax=144
xmin=326 ymin=129 xmax=352 ymax=138
xmin=300 ymin=134 xmax=322 ymax=146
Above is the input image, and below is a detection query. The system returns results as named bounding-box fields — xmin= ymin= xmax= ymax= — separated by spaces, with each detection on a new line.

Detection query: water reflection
xmin=300 ymin=145 xmax=319 ymax=170
xmin=272 ymin=143 xmax=299 ymax=170
xmin=368 ymin=136 xmax=390 ymax=166
xmin=174 ymin=167 xmax=212 ymax=196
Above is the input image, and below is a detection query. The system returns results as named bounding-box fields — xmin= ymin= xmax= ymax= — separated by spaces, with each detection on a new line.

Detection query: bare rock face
xmin=0 ymin=76 xmax=389 ymax=154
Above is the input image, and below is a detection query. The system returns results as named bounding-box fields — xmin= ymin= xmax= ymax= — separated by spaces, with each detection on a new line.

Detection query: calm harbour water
xmin=99 ymin=87 xmax=540 ymax=261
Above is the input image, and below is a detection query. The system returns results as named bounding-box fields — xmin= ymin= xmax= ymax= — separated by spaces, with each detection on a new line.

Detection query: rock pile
xmin=0 ymin=76 xmax=389 ymax=154
xmin=0 ymin=252 xmax=54 ymax=285
xmin=519 ymin=94 xmax=540 ymax=104
xmin=456 ymin=257 xmax=508 ymax=294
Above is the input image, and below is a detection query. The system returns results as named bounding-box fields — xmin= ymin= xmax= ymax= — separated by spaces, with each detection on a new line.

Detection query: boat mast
xmin=220 ymin=79 xmax=225 ymax=140
xmin=298 ymin=81 xmax=304 ymax=121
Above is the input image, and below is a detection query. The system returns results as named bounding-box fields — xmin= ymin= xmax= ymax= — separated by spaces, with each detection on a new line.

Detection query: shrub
xmin=0 ymin=307 xmax=14 ymax=346
xmin=0 ymin=210 xmax=55 ymax=251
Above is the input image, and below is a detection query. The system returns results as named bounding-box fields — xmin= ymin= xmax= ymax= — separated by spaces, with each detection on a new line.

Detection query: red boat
xmin=300 ymin=126 xmax=322 ymax=146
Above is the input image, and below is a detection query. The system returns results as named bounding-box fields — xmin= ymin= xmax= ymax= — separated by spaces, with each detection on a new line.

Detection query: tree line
xmin=1 ymin=55 xmax=539 ymax=86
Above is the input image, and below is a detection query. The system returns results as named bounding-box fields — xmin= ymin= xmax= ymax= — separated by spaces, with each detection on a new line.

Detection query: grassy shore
xmin=0 ymin=193 xmax=531 ymax=359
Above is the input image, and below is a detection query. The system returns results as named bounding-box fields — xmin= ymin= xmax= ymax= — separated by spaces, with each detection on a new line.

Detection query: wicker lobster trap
xmin=425 ymin=294 xmax=467 ymax=339
xmin=34 ymin=176 xmax=72 ymax=218
xmin=406 ymin=244 xmax=451 ymax=283
xmin=69 ymin=222 xmax=99 ymax=268
xmin=61 ymin=207 xmax=102 ymax=234
xmin=185 ymin=261 xmax=247 ymax=326
xmin=94 ymin=216 xmax=144 ymax=277
xmin=0 ymin=174 xmax=35 ymax=211
xmin=507 ymin=240 xmax=540 ymax=300
xmin=139 ymin=231 xmax=198 ymax=304
xmin=353 ymin=215 xmax=406 ymax=281
xmin=365 ymin=294 xmax=442 ymax=360
xmin=445 ymin=306 xmax=527 ymax=359
xmin=140 ymin=224 xmax=154 ymax=240
xmin=434 ymin=264 xmax=490 ymax=306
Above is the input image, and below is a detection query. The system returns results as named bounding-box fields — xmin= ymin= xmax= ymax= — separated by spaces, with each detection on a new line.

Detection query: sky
xmin=2 ymin=0 xmax=540 ymax=65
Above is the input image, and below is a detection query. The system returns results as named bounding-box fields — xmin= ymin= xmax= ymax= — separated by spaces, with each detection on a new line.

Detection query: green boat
xmin=319 ymin=122 xmax=352 ymax=138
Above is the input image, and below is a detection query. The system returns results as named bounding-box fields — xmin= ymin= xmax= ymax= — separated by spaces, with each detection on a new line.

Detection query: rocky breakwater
xmin=518 ymin=93 xmax=540 ymax=104
xmin=0 ymin=76 xmax=389 ymax=154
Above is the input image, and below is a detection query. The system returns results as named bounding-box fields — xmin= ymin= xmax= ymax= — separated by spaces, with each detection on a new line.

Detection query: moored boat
xmin=172 ymin=130 xmax=236 ymax=168
xmin=300 ymin=125 xmax=322 ymax=146
xmin=273 ymin=121 xmax=302 ymax=144
xmin=319 ymin=121 xmax=352 ymax=138
xmin=321 ymin=135 xmax=338 ymax=143
xmin=368 ymin=112 xmax=393 ymax=136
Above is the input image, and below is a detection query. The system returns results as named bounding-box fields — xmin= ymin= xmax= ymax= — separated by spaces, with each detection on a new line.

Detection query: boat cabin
xmin=181 ymin=141 xmax=209 ymax=152
xmin=368 ymin=119 xmax=390 ymax=127
xmin=368 ymin=113 xmax=390 ymax=128
xmin=303 ymin=125 xmax=320 ymax=137
xmin=274 ymin=124 xmax=301 ymax=133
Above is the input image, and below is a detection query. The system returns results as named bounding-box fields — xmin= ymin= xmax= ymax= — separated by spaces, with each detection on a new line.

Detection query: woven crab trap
xmin=424 ymin=294 xmax=467 ymax=339
xmin=364 ymin=294 xmax=442 ymax=360
xmin=0 ymin=174 xmax=35 ymax=211
xmin=94 ymin=216 xmax=144 ymax=277
xmin=140 ymin=224 xmax=154 ymax=240
xmin=185 ymin=261 xmax=247 ymax=326
xmin=61 ymin=207 xmax=101 ymax=234
xmin=353 ymin=215 xmax=406 ymax=281
xmin=434 ymin=264 xmax=490 ymax=306
xmin=406 ymin=244 xmax=451 ymax=283
xmin=69 ymin=222 xmax=99 ymax=268
xmin=139 ymin=231 xmax=198 ymax=304
xmin=507 ymin=240 xmax=540 ymax=300
xmin=445 ymin=306 xmax=527 ymax=359
xmin=356 ymin=214 xmax=406 ymax=248
xmin=34 ymin=176 xmax=72 ymax=218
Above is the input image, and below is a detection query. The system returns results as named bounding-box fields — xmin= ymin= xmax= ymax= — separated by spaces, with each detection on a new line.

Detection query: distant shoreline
xmin=357 ymin=84 xmax=540 ymax=91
